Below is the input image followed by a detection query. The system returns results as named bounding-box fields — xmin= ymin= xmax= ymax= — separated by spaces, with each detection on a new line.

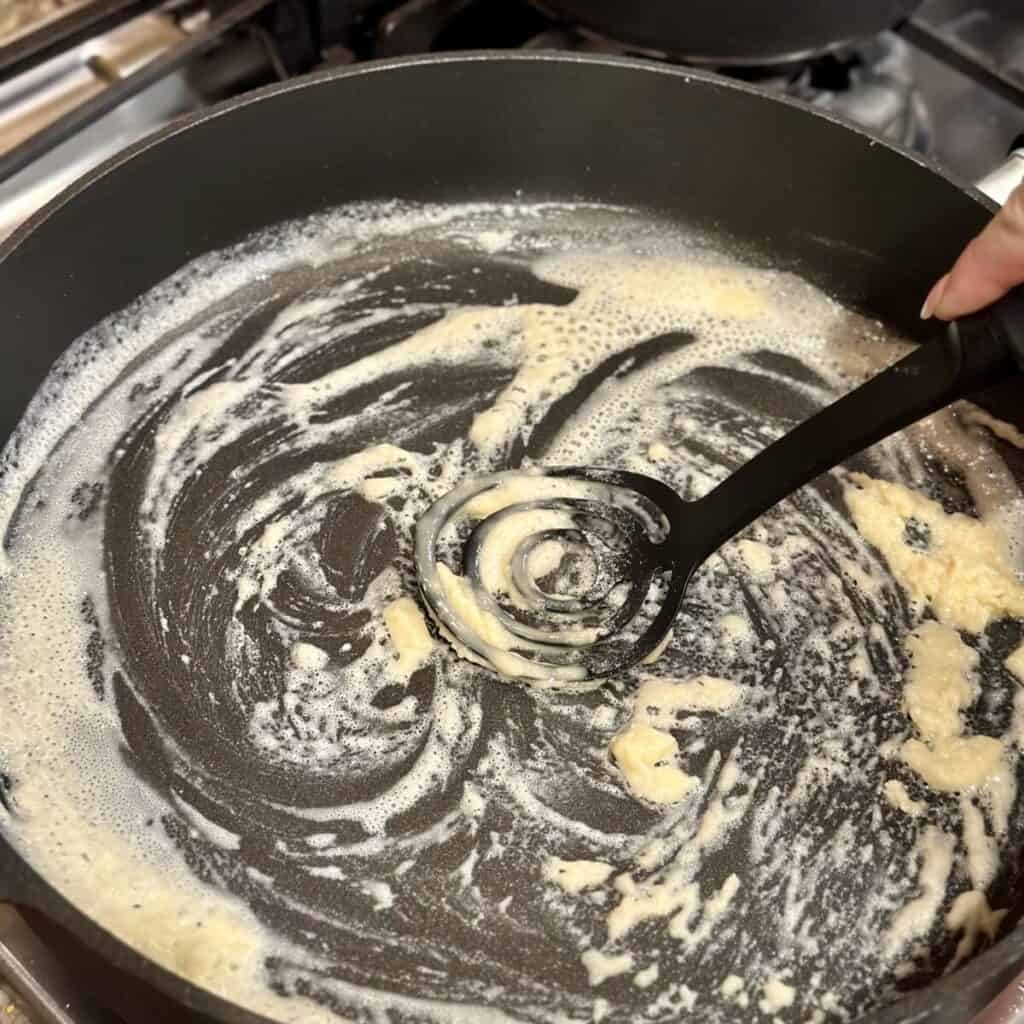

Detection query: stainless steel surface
xmin=909 ymin=0 xmax=1024 ymax=181
xmin=0 ymin=0 xmax=95 ymax=49
xmin=0 ymin=72 xmax=194 ymax=241
xmin=788 ymin=32 xmax=930 ymax=151
xmin=0 ymin=8 xmax=197 ymax=241
xmin=976 ymin=148 xmax=1024 ymax=203
xmin=0 ymin=11 xmax=185 ymax=156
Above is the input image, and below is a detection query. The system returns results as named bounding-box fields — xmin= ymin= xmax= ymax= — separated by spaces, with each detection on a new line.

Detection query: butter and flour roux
xmin=0 ymin=201 xmax=1023 ymax=1023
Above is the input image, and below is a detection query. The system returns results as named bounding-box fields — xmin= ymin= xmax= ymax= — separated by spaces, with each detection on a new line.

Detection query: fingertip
xmin=920 ymin=274 xmax=950 ymax=320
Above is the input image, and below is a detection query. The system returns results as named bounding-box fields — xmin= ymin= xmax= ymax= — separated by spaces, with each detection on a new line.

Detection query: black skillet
xmin=0 ymin=53 xmax=1023 ymax=1024
xmin=532 ymin=0 xmax=923 ymax=64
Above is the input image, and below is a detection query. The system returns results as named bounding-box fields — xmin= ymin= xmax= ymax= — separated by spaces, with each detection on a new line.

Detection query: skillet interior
xmin=1 ymin=54 xmax=1023 ymax=1024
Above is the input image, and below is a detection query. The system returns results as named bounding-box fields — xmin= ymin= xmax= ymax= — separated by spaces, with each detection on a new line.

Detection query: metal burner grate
xmin=0 ymin=0 xmax=95 ymax=48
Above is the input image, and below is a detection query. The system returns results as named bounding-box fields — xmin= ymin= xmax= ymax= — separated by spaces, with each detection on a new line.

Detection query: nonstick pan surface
xmin=1 ymin=54 xmax=1023 ymax=1024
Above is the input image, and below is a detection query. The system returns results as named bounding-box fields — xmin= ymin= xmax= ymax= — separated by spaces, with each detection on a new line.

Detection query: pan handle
xmin=959 ymin=142 xmax=1024 ymax=1024
xmin=975 ymin=144 xmax=1024 ymax=206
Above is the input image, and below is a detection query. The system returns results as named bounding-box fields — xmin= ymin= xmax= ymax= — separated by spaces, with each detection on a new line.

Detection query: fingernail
xmin=920 ymin=274 xmax=950 ymax=320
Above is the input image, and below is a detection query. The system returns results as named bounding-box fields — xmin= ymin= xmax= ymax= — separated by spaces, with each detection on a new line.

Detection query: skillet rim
xmin=0 ymin=49 xmax=1014 ymax=1024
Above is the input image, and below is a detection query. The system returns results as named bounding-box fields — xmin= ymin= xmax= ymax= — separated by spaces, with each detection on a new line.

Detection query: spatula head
xmin=415 ymin=467 xmax=695 ymax=681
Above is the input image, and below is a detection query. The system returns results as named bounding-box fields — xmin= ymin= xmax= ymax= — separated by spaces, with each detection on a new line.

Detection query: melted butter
xmin=604 ymin=745 xmax=751 ymax=947
xmin=633 ymin=963 xmax=660 ymax=989
xmin=966 ymin=407 xmax=1024 ymax=450
xmin=524 ymin=539 xmax=565 ymax=580
xmin=1 ymin=199 xmax=1023 ymax=1024
xmin=543 ymin=857 xmax=614 ymax=894
xmin=667 ymin=873 xmax=741 ymax=950
xmin=580 ymin=949 xmax=635 ymax=987
xmin=898 ymin=622 xmax=1006 ymax=793
xmin=633 ymin=676 xmax=742 ymax=722
xmin=961 ymin=796 xmax=997 ymax=890
xmin=432 ymin=563 xmax=586 ymax=682
xmin=946 ymin=890 xmax=1008 ymax=968
xmin=720 ymin=975 xmax=744 ymax=996
xmin=474 ymin=507 xmax=575 ymax=611
xmin=606 ymin=675 xmax=741 ymax=806
xmin=647 ymin=442 xmax=672 ymax=464
xmin=845 ymin=473 xmax=1024 ymax=633
xmin=609 ymin=723 xmax=697 ymax=805
xmin=736 ymin=540 xmax=773 ymax=577
xmin=290 ymin=642 xmax=329 ymax=671
xmin=383 ymin=597 xmax=435 ymax=678
xmin=882 ymin=780 xmax=925 ymax=818
xmin=468 ymin=258 xmax=770 ymax=456
xmin=884 ymin=827 xmax=955 ymax=958
xmin=759 ymin=978 xmax=796 ymax=1015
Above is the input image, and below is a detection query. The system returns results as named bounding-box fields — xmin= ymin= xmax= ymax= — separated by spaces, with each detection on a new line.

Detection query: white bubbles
xmin=0 ymin=197 xmax=1015 ymax=1024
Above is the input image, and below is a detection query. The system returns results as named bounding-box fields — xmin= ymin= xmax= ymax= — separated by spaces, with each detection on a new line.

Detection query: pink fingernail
xmin=920 ymin=274 xmax=950 ymax=320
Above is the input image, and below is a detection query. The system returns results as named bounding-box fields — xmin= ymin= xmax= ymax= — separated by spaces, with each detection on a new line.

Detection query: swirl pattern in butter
xmin=1 ymin=202 xmax=1023 ymax=1024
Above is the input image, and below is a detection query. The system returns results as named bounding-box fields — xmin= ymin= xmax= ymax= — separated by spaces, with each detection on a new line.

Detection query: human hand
xmin=921 ymin=180 xmax=1024 ymax=321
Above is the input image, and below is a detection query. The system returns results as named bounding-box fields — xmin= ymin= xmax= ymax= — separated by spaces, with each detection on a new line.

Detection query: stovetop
xmin=0 ymin=2 xmax=1023 ymax=1023
xmin=0 ymin=0 xmax=93 ymax=47
xmin=0 ymin=0 xmax=1022 ymax=244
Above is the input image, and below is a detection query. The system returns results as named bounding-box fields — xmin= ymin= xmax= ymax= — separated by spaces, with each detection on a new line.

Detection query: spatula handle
xmin=693 ymin=286 xmax=1024 ymax=558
